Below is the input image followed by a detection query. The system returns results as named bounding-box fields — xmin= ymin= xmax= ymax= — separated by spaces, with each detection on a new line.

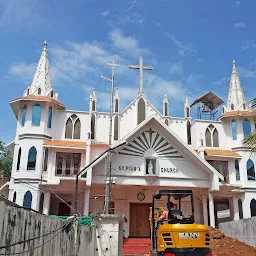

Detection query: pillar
xmin=232 ymin=197 xmax=239 ymax=221
xmin=202 ymin=194 xmax=208 ymax=226
xmin=83 ymin=187 xmax=90 ymax=216
xmin=208 ymin=192 xmax=215 ymax=228
xmin=43 ymin=192 xmax=51 ymax=215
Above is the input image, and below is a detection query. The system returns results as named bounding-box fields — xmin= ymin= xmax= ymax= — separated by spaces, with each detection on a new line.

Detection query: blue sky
xmin=1 ymin=0 xmax=256 ymax=144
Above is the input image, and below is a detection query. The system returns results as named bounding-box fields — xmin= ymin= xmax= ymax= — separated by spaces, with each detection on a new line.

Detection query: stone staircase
xmin=123 ymin=238 xmax=151 ymax=256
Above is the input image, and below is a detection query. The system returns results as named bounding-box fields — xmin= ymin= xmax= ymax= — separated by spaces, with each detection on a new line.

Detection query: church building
xmin=5 ymin=42 xmax=256 ymax=238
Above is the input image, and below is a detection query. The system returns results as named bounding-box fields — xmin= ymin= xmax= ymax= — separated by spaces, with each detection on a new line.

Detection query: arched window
xmin=247 ymin=159 xmax=255 ymax=180
xmin=23 ymin=191 xmax=32 ymax=209
xmin=165 ymin=119 xmax=169 ymax=126
xmin=50 ymin=91 xmax=54 ymax=97
xmin=74 ymin=119 xmax=81 ymax=139
xmin=187 ymin=121 xmax=191 ymax=145
xmin=43 ymin=148 xmax=48 ymax=172
xmin=137 ymin=98 xmax=146 ymax=125
xmin=114 ymin=116 xmax=119 ymax=141
xmin=243 ymin=119 xmax=251 ymax=137
xmin=164 ymin=102 xmax=168 ymax=116
xmin=17 ymin=147 xmax=22 ymax=171
xmin=38 ymin=88 xmax=41 ymax=95
xmin=91 ymin=114 xmax=96 ymax=140
xmin=13 ymin=192 xmax=16 ymax=203
xmin=32 ymin=104 xmax=41 ymax=126
xmin=27 ymin=146 xmax=37 ymax=170
xmin=232 ymin=120 xmax=237 ymax=140
xmin=27 ymin=89 xmax=29 ymax=95
xmin=39 ymin=193 xmax=44 ymax=214
xmin=238 ymin=199 xmax=243 ymax=219
xmin=92 ymin=100 xmax=96 ymax=111
xmin=250 ymin=199 xmax=256 ymax=217
xmin=243 ymin=104 xmax=246 ymax=110
xmin=205 ymin=125 xmax=219 ymax=147
xmin=65 ymin=114 xmax=81 ymax=139
xmin=235 ymin=160 xmax=240 ymax=181
xmin=231 ymin=104 xmax=234 ymax=110
xmin=114 ymin=99 xmax=119 ymax=112
xmin=48 ymin=107 xmax=52 ymax=128
xmin=186 ymin=107 xmax=190 ymax=118
xmin=21 ymin=105 xmax=26 ymax=126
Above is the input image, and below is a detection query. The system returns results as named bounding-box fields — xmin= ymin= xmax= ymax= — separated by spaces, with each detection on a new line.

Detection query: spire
xmin=114 ymin=87 xmax=119 ymax=99
xmin=227 ymin=60 xmax=247 ymax=111
xmin=163 ymin=90 xmax=169 ymax=116
xmin=114 ymin=88 xmax=120 ymax=112
xmin=184 ymin=95 xmax=190 ymax=118
xmin=27 ymin=41 xmax=53 ymax=97
xmin=90 ymin=88 xmax=97 ymax=111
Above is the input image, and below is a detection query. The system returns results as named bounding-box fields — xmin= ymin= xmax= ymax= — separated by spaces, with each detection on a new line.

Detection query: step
xmin=123 ymin=238 xmax=151 ymax=255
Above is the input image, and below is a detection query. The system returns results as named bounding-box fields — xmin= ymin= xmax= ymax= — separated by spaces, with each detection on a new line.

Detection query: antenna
xmin=101 ymin=60 xmax=120 ymax=214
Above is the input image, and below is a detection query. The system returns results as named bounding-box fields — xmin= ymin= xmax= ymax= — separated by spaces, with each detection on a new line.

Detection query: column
xmin=208 ymin=192 xmax=215 ymax=228
xmin=202 ymin=194 xmax=208 ymax=226
xmin=43 ymin=192 xmax=51 ymax=215
xmin=232 ymin=197 xmax=239 ymax=220
xmin=83 ymin=187 xmax=90 ymax=216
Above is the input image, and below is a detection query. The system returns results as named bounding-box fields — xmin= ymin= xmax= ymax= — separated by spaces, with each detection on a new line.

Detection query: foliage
xmin=243 ymin=132 xmax=256 ymax=152
xmin=0 ymin=141 xmax=13 ymax=180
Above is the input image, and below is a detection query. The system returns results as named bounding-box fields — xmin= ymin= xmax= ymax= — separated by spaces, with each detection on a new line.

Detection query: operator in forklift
xmin=158 ymin=202 xmax=184 ymax=222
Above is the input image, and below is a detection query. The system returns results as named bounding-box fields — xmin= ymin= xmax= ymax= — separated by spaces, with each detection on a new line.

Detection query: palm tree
xmin=242 ymin=98 xmax=256 ymax=151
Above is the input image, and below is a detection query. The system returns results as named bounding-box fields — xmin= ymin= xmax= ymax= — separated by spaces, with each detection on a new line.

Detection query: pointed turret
xmin=25 ymin=41 xmax=54 ymax=97
xmin=184 ymin=95 xmax=190 ymax=118
xmin=90 ymin=88 xmax=97 ymax=111
xmin=114 ymin=88 xmax=119 ymax=112
xmin=227 ymin=60 xmax=247 ymax=111
xmin=163 ymin=90 xmax=169 ymax=116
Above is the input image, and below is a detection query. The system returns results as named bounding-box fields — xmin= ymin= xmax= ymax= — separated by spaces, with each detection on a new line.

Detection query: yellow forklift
xmin=150 ymin=190 xmax=212 ymax=256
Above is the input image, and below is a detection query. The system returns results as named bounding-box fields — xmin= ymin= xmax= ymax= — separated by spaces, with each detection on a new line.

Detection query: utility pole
xmin=101 ymin=60 xmax=120 ymax=214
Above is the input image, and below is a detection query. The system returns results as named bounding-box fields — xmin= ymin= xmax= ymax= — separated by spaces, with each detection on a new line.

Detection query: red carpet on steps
xmin=123 ymin=238 xmax=151 ymax=255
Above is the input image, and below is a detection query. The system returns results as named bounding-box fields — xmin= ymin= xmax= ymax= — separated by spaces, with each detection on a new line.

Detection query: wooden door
xmin=129 ymin=203 xmax=151 ymax=237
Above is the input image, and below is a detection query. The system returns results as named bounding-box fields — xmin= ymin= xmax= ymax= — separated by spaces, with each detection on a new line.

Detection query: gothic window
xmin=165 ymin=119 xmax=169 ymax=126
xmin=164 ymin=102 xmax=168 ymax=116
xmin=27 ymin=89 xmax=29 ymax=95
xmin=51 ymin=91 xmax=54 ymax=97
xmin=205 ymin=125 xmax=219 ymax=147
xmin=137 ymin=98 xmax=146 ymax=125
xmin=186 ymin=107 xmax=190 ymax=118
xmin=187 ymin=121 xmax=191 ymax=145
xmin=92 ymin=100 xmax=96 ymax=111
xmin=91 ymin=114 xmax=96 ymax=140
xmin=38 ymin=88 xmax=41 ymax=95
xmin=238 ymin=199 xmax=243 ymax=219
xmin=251 ymin=199 xmax=256 ymax=217
xmin=114 ymin=116 xmax=119 ymax=141
xmin=21 ymin=105 xmax=26 ymax=126
xmin=48 ymin=107 xmax=52 ymax=128
xmin=231 ymin=104 xmax=234 ymax=110
xmin=207 ymin=160 xmax=229 ymax=182
xmin=65 ymin=114 xmax=81 ymax=139
xmin=247 ymin=159 xmax=255 ymax=180
xmin=243 ymin=119 xmax=251 ymax=137
xmin=23 ymin=191 xmax=32 ymax=209
xmin=232 ymin=120 xmax=237 ymax=140
xmin=243 ymin=104 xmax=246 ymax=110
xmin=32 ymin=104 xmax=41 ymax=126
xmin=43 ymin=148 xmax=48 ymax=172
xmin=17 ymin=147 xmax=21 ymax=171
xmin=55 ymin=153 xmax=81 ymax=176
xmin=27 ymin=146 xmax=37 ymax=170
xmin=115 ymin=99 xmax=119 ymax=112
xmin=39 ymin=193 xmax=44 ymax=214
xmin=13 ymin=192 xmax=16 ymax=203
xmin=235 ymin=160 xmax=240 ymax=181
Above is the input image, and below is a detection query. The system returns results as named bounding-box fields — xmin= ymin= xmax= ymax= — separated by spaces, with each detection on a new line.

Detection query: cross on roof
xmin=129 ymin=56 xmax=153 ymax=93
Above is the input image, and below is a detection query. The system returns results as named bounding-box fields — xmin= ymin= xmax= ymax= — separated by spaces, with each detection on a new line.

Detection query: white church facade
xmin=5 ymin=42 xmax=256 ymax=237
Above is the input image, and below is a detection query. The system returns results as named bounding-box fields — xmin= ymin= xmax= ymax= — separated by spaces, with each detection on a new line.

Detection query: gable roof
xmin=86 ymin=115 xmax=224 ymax=180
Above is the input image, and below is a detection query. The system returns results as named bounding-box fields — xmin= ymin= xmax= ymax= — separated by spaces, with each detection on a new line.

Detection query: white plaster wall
xmin=242 ymin=192 xmax=256 ymax=218
xmin=168 ymin=118 xmax=187 ymax=142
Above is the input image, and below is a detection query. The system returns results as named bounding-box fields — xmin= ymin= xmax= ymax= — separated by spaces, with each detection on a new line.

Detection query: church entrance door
xmin=129 ymin=203 xmax=151 ymax=237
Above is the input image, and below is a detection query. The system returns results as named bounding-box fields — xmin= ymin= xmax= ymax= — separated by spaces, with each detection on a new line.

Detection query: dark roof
xmin=152 ymin=190 xmax=193 ymax=199
xmin=190 ymin=91 xmax=224 ymax=110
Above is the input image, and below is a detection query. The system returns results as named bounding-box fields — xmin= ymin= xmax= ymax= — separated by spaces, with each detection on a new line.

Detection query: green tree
xmin=243 ymin=132 xmax=256 ymax=152
xmin=0 ymin=141 xmax=13 ymax=180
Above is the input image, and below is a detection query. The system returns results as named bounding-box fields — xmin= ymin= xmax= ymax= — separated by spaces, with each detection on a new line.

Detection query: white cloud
xmin=241 ymin=40 xmax=256 ymax=51
xmin=169 ymin=62 xmax=183 ymax=74
xmin=164 ymin=32 xmax=196 ymax=56
xmin=238 ymin=66 xmax=256 ymax=78
xmin=213 ymin=77 xmax=229 ymax=86
xmin=233 ymin=22 xmax=246 ymax=29
xmin=101 ymin=10 xmax=109 ymax=17
xmin=128 ymin=0 xmax=137 ymax=10
xmin=8 ymin=62 xmax=36 ymax=83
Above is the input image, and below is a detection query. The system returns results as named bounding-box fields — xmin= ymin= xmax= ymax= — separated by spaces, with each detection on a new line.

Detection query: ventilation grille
xmin=205 ymin=232 xmax=210 ymax=246
xmin=162 ymin=232 xmax=173 ymax=246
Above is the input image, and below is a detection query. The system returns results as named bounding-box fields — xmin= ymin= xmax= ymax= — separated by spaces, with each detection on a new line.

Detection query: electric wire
xmin=0 ymin=218 xmax=74 ymax=255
